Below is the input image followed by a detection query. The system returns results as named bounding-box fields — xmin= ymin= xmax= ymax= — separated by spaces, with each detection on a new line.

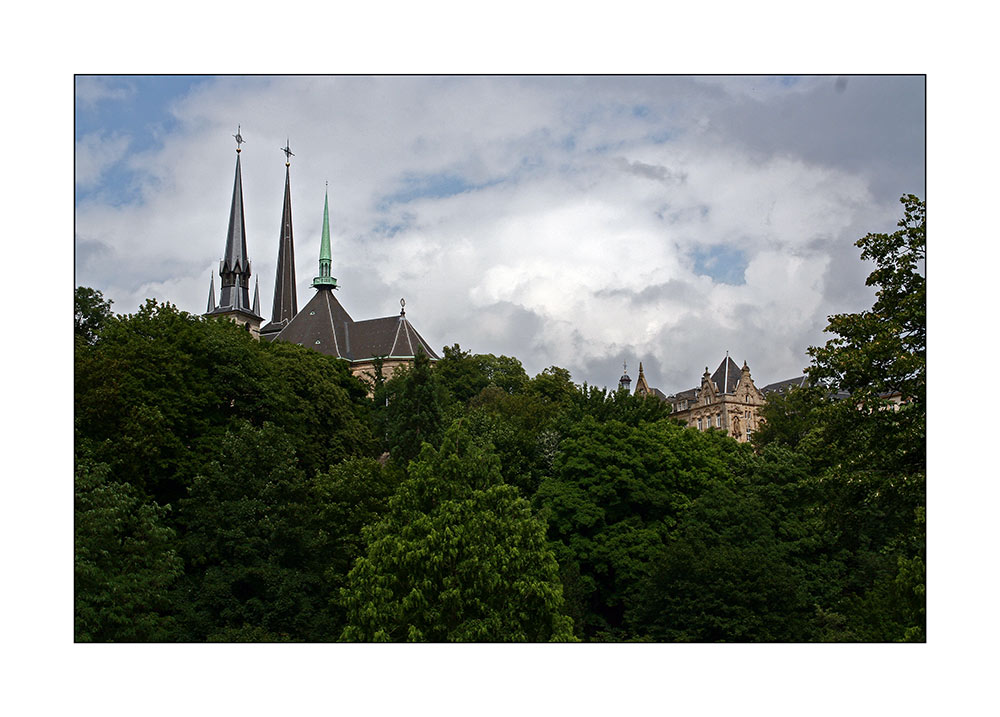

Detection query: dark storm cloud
xmin=709 ymin=75 xmax=925 ymax=201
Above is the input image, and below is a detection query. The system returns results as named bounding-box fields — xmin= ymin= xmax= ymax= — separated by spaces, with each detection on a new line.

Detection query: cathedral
xmin=205 ymin=129 xmax=439 ymax=383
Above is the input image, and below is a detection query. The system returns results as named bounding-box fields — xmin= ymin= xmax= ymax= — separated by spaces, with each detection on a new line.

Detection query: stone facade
xmin=666 ymin=359 xmax=766 ymax=443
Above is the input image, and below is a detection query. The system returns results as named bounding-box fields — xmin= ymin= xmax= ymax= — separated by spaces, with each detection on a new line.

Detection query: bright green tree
xmin=341 ymin=421 xmax=575 ymax=641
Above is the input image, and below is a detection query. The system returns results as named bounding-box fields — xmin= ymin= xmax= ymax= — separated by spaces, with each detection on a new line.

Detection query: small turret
xmin=618 ymin=361 xmax=632 ymax=392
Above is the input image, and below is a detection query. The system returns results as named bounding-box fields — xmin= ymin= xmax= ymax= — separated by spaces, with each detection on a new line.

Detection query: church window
xmin=315 ymin=340 xmax=321 ymax=345
xmin=697 ymin=418 xmax=703 ymax=430
xmin=716 ymin=415 xmax=722 ymax=427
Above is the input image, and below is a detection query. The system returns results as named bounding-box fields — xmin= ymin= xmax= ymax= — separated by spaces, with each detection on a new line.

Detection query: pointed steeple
xmin=218 ymin=130 xmax=254 ymax=312
xmin=253 ymin=277 xmax=261 ymax=316
xmin=312 ymin=183 xmax=338 ymax=289
xmin=207 ymin=271 xmax=216 ymax=313
xmin=270 ymin=157 xmax=298 ymax=322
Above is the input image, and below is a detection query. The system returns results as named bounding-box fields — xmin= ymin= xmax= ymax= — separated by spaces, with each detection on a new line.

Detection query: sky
xmin=75 ymin=74 xmax=924 ymax=394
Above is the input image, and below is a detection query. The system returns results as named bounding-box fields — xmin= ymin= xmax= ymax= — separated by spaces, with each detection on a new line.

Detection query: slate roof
xmin=273 ymin=289 xmax=439 ymax=362
xmin=274 ymin=289 xmax=353 ymax=357
xmin=711 ymin=356 xmax=744 ymax=394
xmin=760 ymin=375 xmax=810 ymax=395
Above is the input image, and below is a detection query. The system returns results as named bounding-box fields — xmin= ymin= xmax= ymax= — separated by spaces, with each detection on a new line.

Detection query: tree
xmin=75 ymin=299 xmax=375 ymax=506
xmin=75 ymin=459 xmax=183 ymax=641
xmin=808 ymin=194 xmax=925 ymax=413
xmin=384 ymin=348 xmax=446 ymax=465
xmin=175 ymin=422 xmax=340 ymax=641
xmin=75 ymin=286 xmax=115 ymax=345
xmin=340 ymin=421 xmax=575 ymax=641
xmin=629 ymin=482 xmax=811 ymax=642
xmin=535 ymin=416 xmax=748 ymax=639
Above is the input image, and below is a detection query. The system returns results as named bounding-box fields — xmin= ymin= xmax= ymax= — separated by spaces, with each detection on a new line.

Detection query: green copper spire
xmin=312 ymin=184 xmax=338 ymax=289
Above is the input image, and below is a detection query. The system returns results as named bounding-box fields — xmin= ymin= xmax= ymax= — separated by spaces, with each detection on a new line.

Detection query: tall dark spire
xmin=264 ymin=152 xmax=298 ymax=333
xmin=218 ymin=135 xmax=253 ymax=312
xmin=206 ymin=128 xmax=262 ymax=339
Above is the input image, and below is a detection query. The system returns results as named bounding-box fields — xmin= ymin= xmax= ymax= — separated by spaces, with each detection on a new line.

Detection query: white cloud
xmin=74 ymin=76 xmax=923 ymax=392
xmin=75 ymin=132 xmax=131 ymax=190
xmin=75 ymin=77 xmax=133 ymax=109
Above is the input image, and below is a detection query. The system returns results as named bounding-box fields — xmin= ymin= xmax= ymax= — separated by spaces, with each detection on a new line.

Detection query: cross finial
xmin=281 ymin=138 xmax=294 ymax=165
xmin=623 ymin=360 xmax=628 ymax=374
xmin=234 ymin=125 xmax=245 ymax=152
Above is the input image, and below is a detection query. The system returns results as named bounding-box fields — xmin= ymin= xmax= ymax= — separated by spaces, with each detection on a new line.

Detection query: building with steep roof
xmin=273 ymin=185 xmax=439 ymax=383
xmin=662 ymin=355 xmax=767 ymax=442
xmin=205 ymin=130 xmax=439 ymax=383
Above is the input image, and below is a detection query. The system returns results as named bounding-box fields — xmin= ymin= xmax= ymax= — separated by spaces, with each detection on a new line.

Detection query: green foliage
xmin=75 ymin=459 xmax=183 ymax=641
xmin=175 ymin=422 xmax=340 ymax=641
xmin=435 ymin=343 xmax=529 ymax=405
xmin=75 ymin=286 xmax=115 ymax=345
xmin=74 ymin=298 xmax=374 ymax=505
xmin=808 ymin=194 xmax=925 ymax=413
xmin=341 ymin=421 xmax=575 ymax=641
xmin=384 ymin=348 xmax=446 ymax=465
xmin=629 ymin=482 xmax=811 ymax=641
xmin=535 ymin=416 xmax=748 ymax=639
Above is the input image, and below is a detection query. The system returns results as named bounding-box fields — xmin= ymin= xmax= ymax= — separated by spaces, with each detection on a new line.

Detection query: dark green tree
xmin=535 ymin=416 xmax=748 ymax=639
xmin=341 ymin=421 xmax=575 ymax=641
xmin=75 ymin=286 xmax=115 ymax=345
xmin=808 ymin=194 xmax=925 ymax=415
xmin=384 ymin=348 xmax=446 ymax=465
xmin=175 ymin=422 xmax=339 ymax=641
xmin=629 ymin=482 xmax=811 ymax=642
xmin=75 ymin=459 xmax=183 ymax=641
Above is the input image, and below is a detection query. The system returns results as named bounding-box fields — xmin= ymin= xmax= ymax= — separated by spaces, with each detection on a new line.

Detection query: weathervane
xmin=233 ymin=125 xmax=245 ymax=152
xmin=281 ymin=138 xmax=294 ymax=164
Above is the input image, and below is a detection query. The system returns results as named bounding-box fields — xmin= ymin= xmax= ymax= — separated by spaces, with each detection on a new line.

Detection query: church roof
xmin=273 ymin=290 xmax=439 ymax=362
xmin=274 ymin=289 xmax=354 ymax=357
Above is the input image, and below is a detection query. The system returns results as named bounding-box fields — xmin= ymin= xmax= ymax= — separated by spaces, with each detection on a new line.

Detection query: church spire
xmin=266 ymin=144 xmax=298 ymax=329
xmin=312 ymin=183 xmax=338 ymax=289
xmin=218 ymin=128 xmax=254 ymax=311
xmin=207 ymin=271 xmax=216 ymax=313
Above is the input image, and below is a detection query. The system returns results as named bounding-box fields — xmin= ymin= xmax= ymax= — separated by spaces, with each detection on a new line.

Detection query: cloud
xmin=75 ymin=132 xmax=131 ymax=190
xmin=75 ymin=77 xmax=134 ymax=110
xmin=74 ymin=76 xmax=924 ymax=392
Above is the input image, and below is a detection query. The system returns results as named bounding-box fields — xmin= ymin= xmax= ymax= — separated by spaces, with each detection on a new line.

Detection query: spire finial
xmin=281 ymin=138 xmax=294 ymax=165
xmin=400 ymin=297 xmax=406 ymax=316
xmin=233 ymin=125 xmax=245 ymax=153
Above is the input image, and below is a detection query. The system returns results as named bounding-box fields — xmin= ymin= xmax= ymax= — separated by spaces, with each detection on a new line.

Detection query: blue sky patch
xmin=75 ymin=76 xmax=209 ymax=204
xmin=692 ymin=244 xmax=748 ymax=285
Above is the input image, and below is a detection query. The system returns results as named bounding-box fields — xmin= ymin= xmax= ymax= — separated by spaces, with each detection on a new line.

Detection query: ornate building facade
xmin=205 ymin=130 xmax=438 ymax=383
xmin=664 ymin=356 xmax=767 ymax=443
xmin=626 ymin=355 xmax=811 ymax=443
